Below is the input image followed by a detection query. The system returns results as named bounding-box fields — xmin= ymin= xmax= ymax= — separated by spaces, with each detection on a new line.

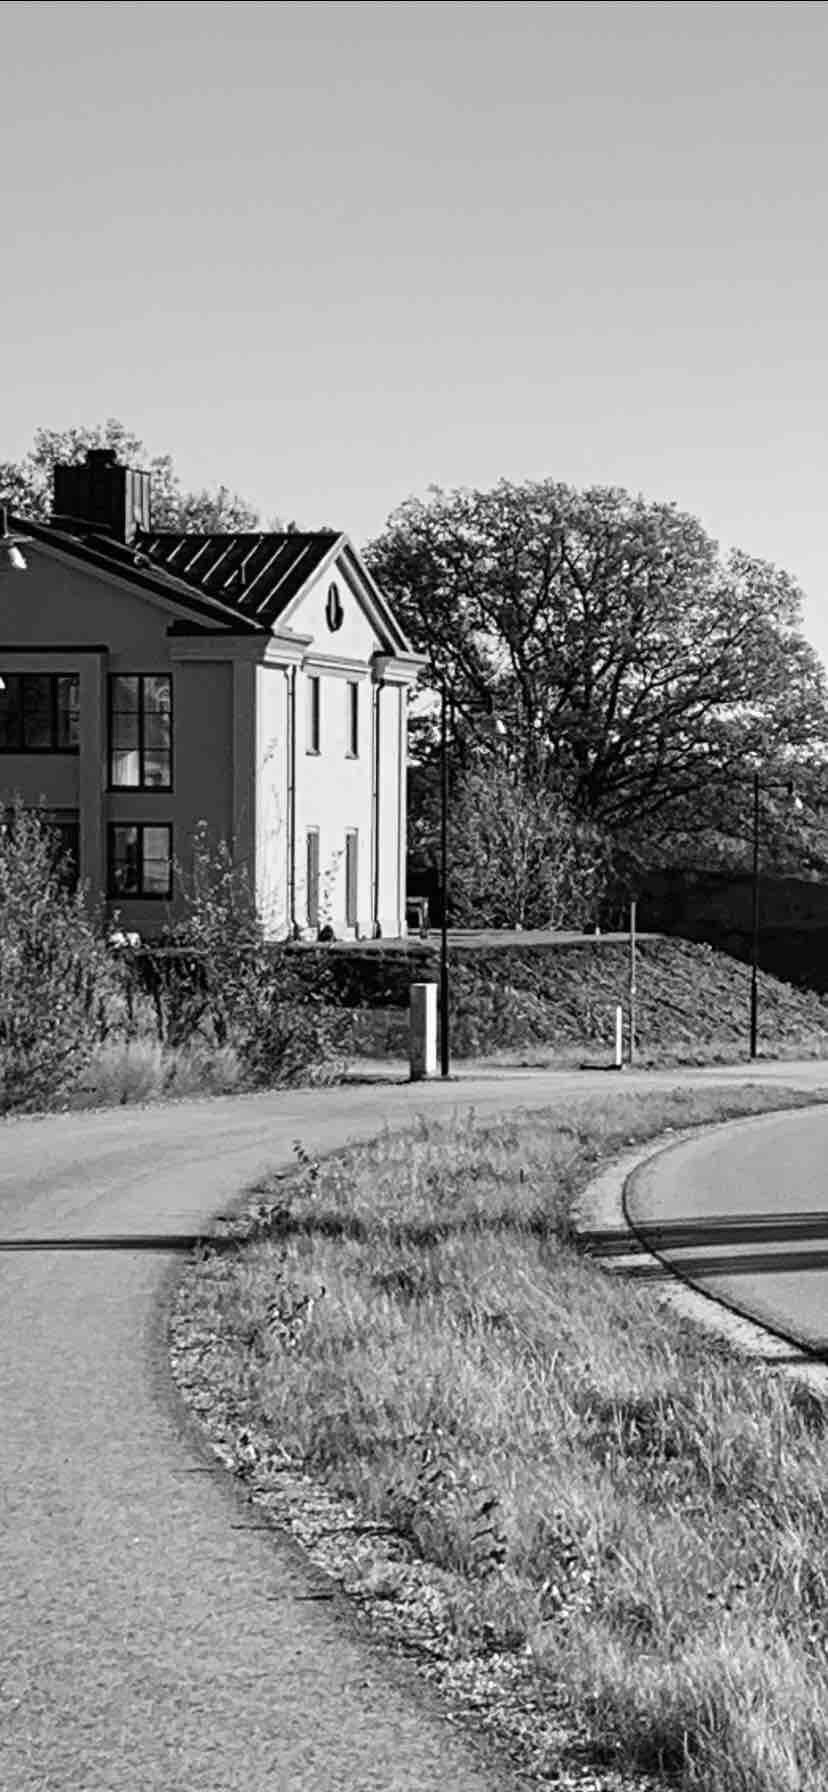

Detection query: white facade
xmin=0 ymin=526 xmax=422 ymax=941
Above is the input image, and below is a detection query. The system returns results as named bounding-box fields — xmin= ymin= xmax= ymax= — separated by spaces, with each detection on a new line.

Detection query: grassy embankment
xmin=339 ymin=934 xmax=828 ymax=1067
xmin=170 ymin=1083 xmax=828 ymax=1792
xmin=51 ymin=934 xmax=828 ymax=1109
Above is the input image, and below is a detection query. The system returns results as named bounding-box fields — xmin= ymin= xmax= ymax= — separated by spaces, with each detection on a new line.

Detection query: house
xmin=0 ymin=448 xmax=424 ymax=940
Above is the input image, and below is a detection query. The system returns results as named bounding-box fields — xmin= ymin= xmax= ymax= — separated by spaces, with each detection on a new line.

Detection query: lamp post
xmin=749 ymin=770 xmax=802 ymax=1060
xmin=439 ymin=677 xmax=450 ymax=1077
xmin=749 ymin=769 xmax=761 ymax=1060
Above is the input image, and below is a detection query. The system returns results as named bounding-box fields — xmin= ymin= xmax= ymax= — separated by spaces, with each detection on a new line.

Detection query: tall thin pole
xmin=750 ymin=769 xmax=760 ymax=1059
xmin=629 ymin=897 xmax=637 ymax=1065
xmin=440 ymin=679 xmax=450 ymax=1077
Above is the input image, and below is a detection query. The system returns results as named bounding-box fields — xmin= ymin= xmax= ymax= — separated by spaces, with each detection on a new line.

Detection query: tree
xmin=0 ymin=419 xmax=264 ymax=531
xmin=449 ymin=756 xmax=612 ymax=930
xmin=367 ymin=480 xmax=828 ymax=871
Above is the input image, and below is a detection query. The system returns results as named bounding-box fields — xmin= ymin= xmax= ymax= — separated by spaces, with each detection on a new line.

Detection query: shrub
xmin=156 ymin=823 xmax=351 ymax=1083
xmin=0 ymin=801 xmax=116 ymax=1111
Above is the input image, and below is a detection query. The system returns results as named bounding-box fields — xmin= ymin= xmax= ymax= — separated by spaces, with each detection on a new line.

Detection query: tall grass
xmin=172 ymin=1087 xmax=828 ymax=1791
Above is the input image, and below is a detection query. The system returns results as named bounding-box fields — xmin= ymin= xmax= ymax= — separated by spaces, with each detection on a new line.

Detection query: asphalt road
xmin=2 ymin=1061 xmax=827 ymax=1791
xmin=625 ymin=1104 xmax=828 ymax=1359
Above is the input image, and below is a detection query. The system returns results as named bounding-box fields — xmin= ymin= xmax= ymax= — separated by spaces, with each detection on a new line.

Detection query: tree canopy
xmin=367 ymin=479 xmax=828 ymax=871
xmin=0 ymin=419 xmax=270 ymax=533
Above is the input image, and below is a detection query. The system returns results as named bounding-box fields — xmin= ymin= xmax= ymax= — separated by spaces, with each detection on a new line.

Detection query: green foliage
xmin=449 ymin=756 xmax=612 ymax=928
xmin=172 ymin=1092 xmax=828 ymax=1791
xmin=153 ymin=823 xmax=350 ymax=1083
xmin=0 ymin=418 xmax=264 ymax=531
xmin=368 ymin=478 xmax=828 ymax=872
xmin=0 ymin=802 xmax=115 ymax=1111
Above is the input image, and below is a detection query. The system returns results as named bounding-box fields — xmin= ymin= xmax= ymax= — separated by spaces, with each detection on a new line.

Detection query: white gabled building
xmin=0 ymin=448 xmax=424 ymax=939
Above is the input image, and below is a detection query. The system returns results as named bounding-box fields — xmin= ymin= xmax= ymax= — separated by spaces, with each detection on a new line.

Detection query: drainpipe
xmin=372 ymin=679 xmax=382 ymax=935
xmin=288 ymin=666 xmax=297 ymax=936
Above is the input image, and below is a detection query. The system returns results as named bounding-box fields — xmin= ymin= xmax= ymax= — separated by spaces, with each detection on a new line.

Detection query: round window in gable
xmin=325 ymin=582 xmax=344 ymax=632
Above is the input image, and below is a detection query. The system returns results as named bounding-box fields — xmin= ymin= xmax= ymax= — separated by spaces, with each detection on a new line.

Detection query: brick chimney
xmin=53 ymin=447 xmax=152 ymax=543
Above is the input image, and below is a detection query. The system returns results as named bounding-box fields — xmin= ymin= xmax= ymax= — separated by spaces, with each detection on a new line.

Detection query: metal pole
xmin=750 ymin=769 xmax=760 ymax=1059
xmin=439 ymin=679 xmax=450 ymax=1077
xmin=629 ymin=897 xmax=637 ymax=1065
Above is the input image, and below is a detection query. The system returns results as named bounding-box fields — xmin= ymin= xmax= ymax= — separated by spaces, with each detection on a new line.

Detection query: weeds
xmin=172 ymin=1086 xmax=828 ymax=1790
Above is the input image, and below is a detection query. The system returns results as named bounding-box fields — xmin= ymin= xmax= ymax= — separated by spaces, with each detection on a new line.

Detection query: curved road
xmin=626 ymin=1105 xmax=828 ymax=1359
xmin=1 ymin=1063 xmax=827 ymax=1791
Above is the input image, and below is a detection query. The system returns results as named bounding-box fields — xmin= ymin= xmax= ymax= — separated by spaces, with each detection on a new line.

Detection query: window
xmin=345 ymin=828 xmax=358 ymax=928
xmin=325 ymin=582 xmax=343 ymax=631
xmin=109 ymin=674 xmax=172 ymax=789
xmin=346 ymin=681 xmax=359 ymax=757
xmin=306 ymin=828 xmax=320 ymax=928
xmin=307 ymin=675 xmax=320 ymax=753
xmin=49 ymin=817 xmax=80 ymax=891
xmin=0 ymin=673 xmax=80 ymax=752
xmin=109 ymin=824 xmax=172 ymax=898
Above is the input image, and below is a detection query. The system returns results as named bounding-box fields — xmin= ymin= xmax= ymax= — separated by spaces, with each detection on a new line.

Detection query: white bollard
xmin=410 ymin=981 xmax=438 ymax=1080
xmin=614 ymin=1004 xmax=624 ymax=1069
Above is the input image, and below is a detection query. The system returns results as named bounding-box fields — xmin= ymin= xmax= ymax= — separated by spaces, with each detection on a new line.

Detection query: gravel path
xmin=2 ymin=1062 xmax=827 ymax=1790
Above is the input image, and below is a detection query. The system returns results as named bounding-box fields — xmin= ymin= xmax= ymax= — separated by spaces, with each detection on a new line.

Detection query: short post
xmin=410 ymin=981 xmax=437 ymax=1080
xmin=614 ymin=1004 xmax=623 ymax=1069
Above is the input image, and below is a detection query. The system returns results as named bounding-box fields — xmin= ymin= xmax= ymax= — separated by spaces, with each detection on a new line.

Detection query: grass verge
xmin=169 ymin=1085 xmax=828 ymax=1791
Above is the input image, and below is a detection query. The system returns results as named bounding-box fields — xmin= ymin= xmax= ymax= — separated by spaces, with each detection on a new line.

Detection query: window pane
xmin=306 ymin=830 xmax=319 ymax=926
xmin=0 ymin=676 xmax=21 ymax=750
xmin=111 ymin=825 xmax=140 ymax=895
xmin=143 ymin=675 xmax=171 ymax=715
xmin=56 ymin=676 xmax=80 ymax=750
xmin=111 ymin=747 xmax=141 ymax=787
xmin=112 ymin=675 xmax=140 ymax=713
xmin=142 ymin=826 xmax=171 ymax=895
xmin=348 ymin=682 xmax=359 ymax=755
xmin=144 ymin=710 xmax=170 ymax=751
xmin=307 ymin=676 xmax=320 ymax=751
xmin=22 ymin=676 xmax=53 ymax=750
xmin=345 ymin=830 xmax=358 ymax=926
xmin=142 ymin=750 xmax=171 ymax=789
xmin=110 ymin=677 xmax=140 ymax=784
xmin=111 ymin=708 xmax=140 ymax=747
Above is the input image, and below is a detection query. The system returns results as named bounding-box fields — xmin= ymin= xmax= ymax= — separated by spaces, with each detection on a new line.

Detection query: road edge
xmin=573 ymin=1108 xmax=828 ymax=1399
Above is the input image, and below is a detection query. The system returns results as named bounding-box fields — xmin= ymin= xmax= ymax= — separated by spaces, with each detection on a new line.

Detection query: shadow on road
xmin=581 ymin=1209 xmax=828 ymax=1279
xmin=0 ymin=1233 xmax=238 ymax=1253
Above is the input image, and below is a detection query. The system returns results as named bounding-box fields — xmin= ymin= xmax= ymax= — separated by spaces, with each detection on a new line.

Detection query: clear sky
xmin=3 ymin=1 xmax=828 ymax=662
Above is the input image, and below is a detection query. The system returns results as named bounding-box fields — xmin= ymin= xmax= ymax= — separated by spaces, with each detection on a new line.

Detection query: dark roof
xmin=135 ymin=530 xmax=342 ymax=629
xmin=8 ymin=511 xmax=412 ymax=653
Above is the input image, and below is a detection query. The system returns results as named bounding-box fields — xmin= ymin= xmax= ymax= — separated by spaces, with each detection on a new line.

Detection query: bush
xmin=0 ymin=802 xmax=115 ymax=1111
xmin=155 ymin=824 xmax=351 ymax=1083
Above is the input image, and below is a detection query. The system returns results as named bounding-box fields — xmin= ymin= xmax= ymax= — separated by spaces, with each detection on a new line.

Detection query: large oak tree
xmin=367 ymin=479 xmax=828 ymax=873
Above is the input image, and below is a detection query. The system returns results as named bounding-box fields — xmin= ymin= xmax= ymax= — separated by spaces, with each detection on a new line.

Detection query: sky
xmin=3 ymin=1 xmax=828 ymax=663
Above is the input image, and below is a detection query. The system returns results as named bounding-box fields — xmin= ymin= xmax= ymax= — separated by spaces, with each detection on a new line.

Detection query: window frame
xmin=346 ymin=680 xmax=359 ymax=758
xmin=0 ymin=672 xmax=80 ymax=755
xmin=306 ymin=674 xmax=321 ymax=755
xmin=306 ymin=827 xmax=320 ymax=928
xmin=345 ymin=827 xmax=358 ymax=928
xmin=107 ymin=822 xmax=173 ymax=901
xmin=108 ymin=673 xmax=173 ymax=792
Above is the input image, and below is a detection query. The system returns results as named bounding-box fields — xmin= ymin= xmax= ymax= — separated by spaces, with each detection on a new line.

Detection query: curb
xmin=573 ymin=1112 xmax=828 ymax=1400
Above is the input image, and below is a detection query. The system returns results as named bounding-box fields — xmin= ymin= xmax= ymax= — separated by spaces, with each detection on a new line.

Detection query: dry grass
xmin=65 ymin=1035 xmax=246 ymax=1108
xmin=171 ymin=1085 xmax=828 ymax=1790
